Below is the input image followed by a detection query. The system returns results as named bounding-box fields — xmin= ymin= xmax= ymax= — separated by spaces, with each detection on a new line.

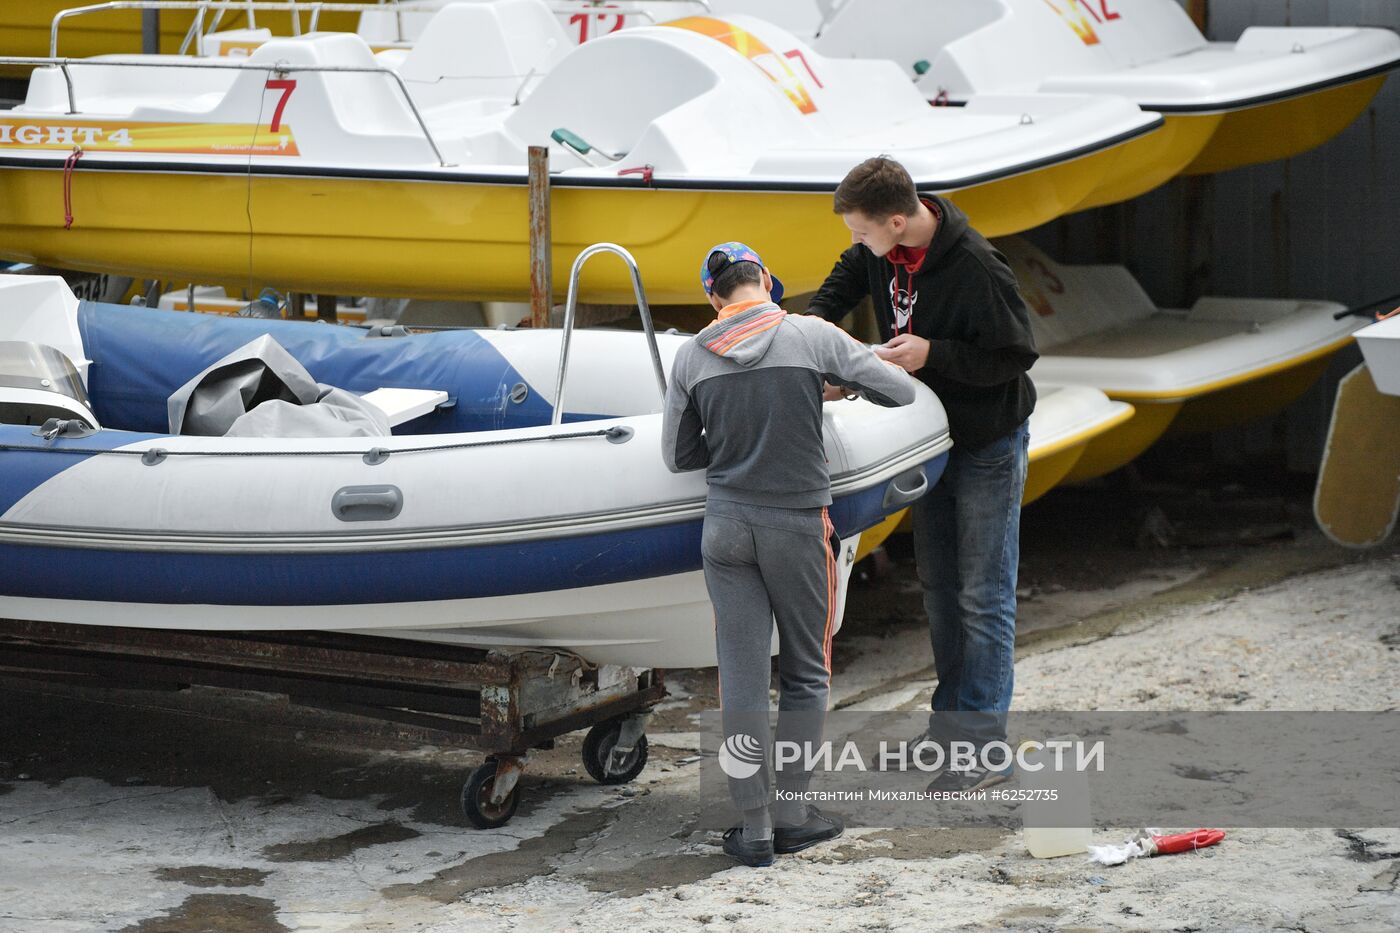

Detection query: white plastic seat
xmin=396 ymin=0 xmax=571 ymax=112
xmin=360 ymin=387 xmax=449 ymax=426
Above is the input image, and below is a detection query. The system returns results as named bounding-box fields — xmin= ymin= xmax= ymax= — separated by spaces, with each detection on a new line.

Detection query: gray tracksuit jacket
xmin=661 ymin=302 xmax=918 ymax=508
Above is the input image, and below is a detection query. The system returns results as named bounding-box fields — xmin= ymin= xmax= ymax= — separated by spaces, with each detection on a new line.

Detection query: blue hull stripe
xmin=0 ymin=521 xmax=704 ymax=605
xmin=0 ymin=457 xmax=945 ymax=605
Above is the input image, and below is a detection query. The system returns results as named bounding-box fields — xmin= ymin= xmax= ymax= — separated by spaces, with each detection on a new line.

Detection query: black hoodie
xmin=808 ymin=195 xmax=1037 ymax=451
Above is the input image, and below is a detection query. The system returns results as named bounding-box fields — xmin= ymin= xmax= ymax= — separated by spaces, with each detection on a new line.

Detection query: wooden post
xmin=315 ymin=294 xmax=338 ymax=322
xmin=141 ymin=11 xmax=161 ymax=54
xmin=528 ymin=145 xmax=552 ymax=328
xmin=1187 ymin=0 xmax=1208 ymax=34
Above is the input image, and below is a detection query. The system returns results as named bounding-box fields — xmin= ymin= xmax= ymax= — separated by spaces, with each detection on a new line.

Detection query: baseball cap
xmin=700 ymin=241 xmax=785 ymax=304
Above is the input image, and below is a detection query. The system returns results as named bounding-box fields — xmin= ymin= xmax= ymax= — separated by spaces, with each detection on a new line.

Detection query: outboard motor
xmin=0 ymin=340 xmax=99 ymax=429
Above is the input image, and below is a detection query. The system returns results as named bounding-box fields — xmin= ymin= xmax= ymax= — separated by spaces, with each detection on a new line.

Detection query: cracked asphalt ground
xmin=1 ymin=449 xmax=1397 ymax=931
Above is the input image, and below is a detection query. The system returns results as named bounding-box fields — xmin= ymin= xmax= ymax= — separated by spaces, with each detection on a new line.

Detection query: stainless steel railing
xmin=0 ymin=54 xmax=454 ymax=166
xmin=47 ymin=2 xmax=447 ymax=57
xmin=552 ymin=244 xmax=667 ymax=427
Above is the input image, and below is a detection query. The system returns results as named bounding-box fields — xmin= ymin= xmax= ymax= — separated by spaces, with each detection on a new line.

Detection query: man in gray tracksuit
xmin=662 ymin=241 xmax=918 ymax=867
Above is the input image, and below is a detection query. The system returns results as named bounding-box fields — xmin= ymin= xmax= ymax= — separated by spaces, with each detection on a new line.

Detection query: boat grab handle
xmin=882 ymin=466 xmax=929 ymax=510
xmin=551 ymin=243 xmax=667 ymax=426
xmin=332 ymin=485 xmax=403 ymax=522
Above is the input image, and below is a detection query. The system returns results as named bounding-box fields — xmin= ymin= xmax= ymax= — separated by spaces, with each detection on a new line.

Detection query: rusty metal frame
xmin=0 ymin=618 xmax=665 ymax=756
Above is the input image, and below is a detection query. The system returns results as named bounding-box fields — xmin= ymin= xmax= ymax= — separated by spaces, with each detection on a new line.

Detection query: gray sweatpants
xmin=702 ymin=498 xmax=839 ymax=811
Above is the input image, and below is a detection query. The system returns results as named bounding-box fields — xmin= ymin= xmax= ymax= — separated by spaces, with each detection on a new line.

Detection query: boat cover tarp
xmin=77 ymin=302 xmax=557 ymax=435
xmin=167 ymin=334 xmax=391 ymax=438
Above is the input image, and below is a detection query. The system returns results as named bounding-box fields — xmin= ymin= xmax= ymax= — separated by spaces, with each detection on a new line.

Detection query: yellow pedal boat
xmin=1002 ymin=238 xmax=1362 ymax=483
xmin=811 ymin=0 xmax=1400 ymax=200
xmin=883 ymin=378 xmax=1133 ymax=542
xmin=0 ymin=5 xmax=1161 ymax=303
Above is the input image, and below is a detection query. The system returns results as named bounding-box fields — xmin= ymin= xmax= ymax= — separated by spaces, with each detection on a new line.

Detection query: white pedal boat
xmin=452 ymin=0 xmax=1400 ymax=207
xmin=364 ymin=0 xmax=1178 ymax=211
xmin=0 ymin=1 xmax=1160 ymax=303
xmin=1001 ymin=237 xmax=1358 ymax=482
xmin=0 ymin=272 xmax=952 ymax=668
xmin=814 ymin=0 xmax=1400 ymax=193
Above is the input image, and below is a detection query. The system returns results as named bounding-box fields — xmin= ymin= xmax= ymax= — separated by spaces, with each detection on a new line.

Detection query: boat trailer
xmin=0 ymin=619 xmax=665 ymax=828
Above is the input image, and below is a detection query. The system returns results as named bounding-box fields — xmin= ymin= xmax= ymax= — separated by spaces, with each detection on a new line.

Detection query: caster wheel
xmin=461 ymin=759 xmax=520 ymax=829
xmin=582 ymin=718 xmax=648 ymax=785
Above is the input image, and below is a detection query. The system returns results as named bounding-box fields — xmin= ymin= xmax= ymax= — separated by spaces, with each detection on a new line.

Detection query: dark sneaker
xmin=772 ymin=807 xmax=844 ymax=854
xmin=722 ymin=827 xmax=775 ymax=867
xmin=884 ymin=730 xmax=949 ymax=774
xmin=926 ymin=763 xmax=1014 ymax=794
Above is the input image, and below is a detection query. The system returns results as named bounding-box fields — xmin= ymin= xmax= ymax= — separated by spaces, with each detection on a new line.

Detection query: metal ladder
xmin=550 ymin=243 xmax=668 ymax=427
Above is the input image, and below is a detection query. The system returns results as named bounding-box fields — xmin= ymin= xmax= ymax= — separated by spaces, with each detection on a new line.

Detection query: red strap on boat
xmin=1377 ymin=305 xmax=1400 ymax=321
xmin=618 ymin=164 xmax=654 ymax=185
xmin=62 ymin=147 xmax=84 ymax=230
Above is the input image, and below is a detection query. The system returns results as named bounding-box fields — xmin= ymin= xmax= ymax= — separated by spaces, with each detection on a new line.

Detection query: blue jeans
xmin=912 ymin=421 xmax=1029 ymax=747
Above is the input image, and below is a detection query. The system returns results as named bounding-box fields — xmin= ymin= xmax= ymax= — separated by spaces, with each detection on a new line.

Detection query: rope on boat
xmin=1 ymin=425 xmax=631 ymax=465
xmin=62 ymin=147 xmax=83 ymax=229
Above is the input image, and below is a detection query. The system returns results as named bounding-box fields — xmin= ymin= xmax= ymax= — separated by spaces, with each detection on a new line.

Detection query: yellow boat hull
xmin=1072 ymin=74 xmax=1388 ymax=199
xmin=888 ymin=400 xmax=1137 ymax=537
xmin=1183 ymin=76 xmax=1389 ymax=175
xmin=939 ymin=133 xmax=1146 ymax=240
xmin=1023 ymin=401 xmax=1137 ymax=503
xmin=1063 ymin=338 xmax=1352 ymax=482
xmin=1075 ymin=112 xmax=1221 ymax=210
xmin=891 ymin=442 xmax=1106 ymax=535
xmin=853 ymin=509 xmax=906 ymax=562
xmin=1167 ymin=352 xmax=1338 ymax=436
xmin=0 ymin=132 xmax=1150 ymax=303
xmin=1021 ymin=442 xmax=1087 ymax=504
xmin=1061 ymin=400 xmax=1182 ymax=484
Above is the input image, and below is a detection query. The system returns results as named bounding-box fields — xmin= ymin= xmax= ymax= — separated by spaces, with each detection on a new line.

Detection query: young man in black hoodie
xmin=808 ymin=156 xmax=1038 ymax=791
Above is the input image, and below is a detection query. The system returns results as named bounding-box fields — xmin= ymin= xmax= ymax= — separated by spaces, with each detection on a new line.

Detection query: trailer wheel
xmin=461 ymin=759 xmax=520 ymax=829
xmin=582 ymin=718 xmax=648 ymax=785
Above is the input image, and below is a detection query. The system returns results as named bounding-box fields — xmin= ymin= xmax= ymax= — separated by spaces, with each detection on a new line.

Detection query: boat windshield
xmin=0 ymin=341 xmax=90 ymax=407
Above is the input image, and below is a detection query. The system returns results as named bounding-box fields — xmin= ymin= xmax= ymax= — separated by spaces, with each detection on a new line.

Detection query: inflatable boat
xmin=0 ymin=272 xmax=952 ymax=668
xmin=815 ymin=0 xmax=1400 ymax=192
xmin=1002 ymin=238 xmax=1358 ymax=482
xmin=0 ymin=3 xmax=1160 ymax=303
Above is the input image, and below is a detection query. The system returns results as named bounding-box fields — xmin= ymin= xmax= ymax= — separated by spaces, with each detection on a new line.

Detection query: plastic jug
xmin=1020 ymin=735 xmax=1093 ymax=858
